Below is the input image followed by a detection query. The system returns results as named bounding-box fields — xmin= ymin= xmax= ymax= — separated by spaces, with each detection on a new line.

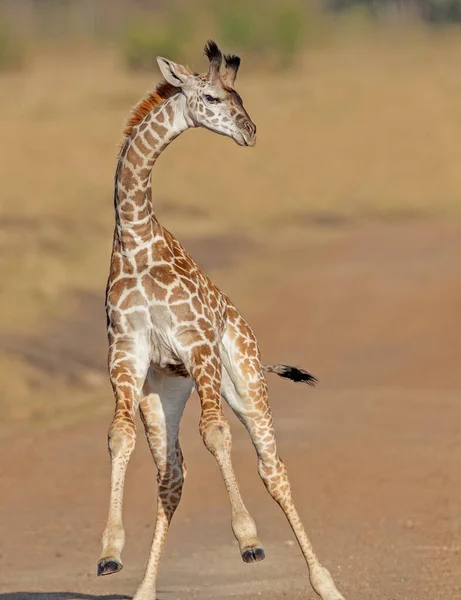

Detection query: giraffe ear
xmin=222 ymin=54 xmax=241 ymax=87
xmin=156 ymin=57 xmax=193 ymax=87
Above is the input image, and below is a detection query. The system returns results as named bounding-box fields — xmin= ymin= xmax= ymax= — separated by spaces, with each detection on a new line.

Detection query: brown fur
xmin=123 ymin=81 xmax=179 ymax=138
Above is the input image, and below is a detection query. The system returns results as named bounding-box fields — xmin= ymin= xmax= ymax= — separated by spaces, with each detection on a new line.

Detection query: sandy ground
xmin=1 ymin=220 xmax=460 ymax=600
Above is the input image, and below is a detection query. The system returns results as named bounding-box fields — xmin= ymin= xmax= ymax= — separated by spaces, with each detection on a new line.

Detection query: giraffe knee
xmin=258 ymin=456 xmax=291 ymax=503
xmin=200 ymin=418 xmax=231 ymax=455
xmin=108 ymin=418 xmax=137 ymax=457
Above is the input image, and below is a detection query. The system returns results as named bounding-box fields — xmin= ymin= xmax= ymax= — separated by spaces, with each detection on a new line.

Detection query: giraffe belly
xmin=147 ymin=323 xmax=189 ymax=378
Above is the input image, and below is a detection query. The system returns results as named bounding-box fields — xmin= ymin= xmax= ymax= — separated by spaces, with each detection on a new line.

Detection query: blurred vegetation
xmin=121 ymin=13 xmax=191 ymax=70
xmin=328 ymin=0 xmax=461 ymax=22
xmin=421 ymin=0 xmax=461 ymax=23
xmin=0 ymin=26 xmax=24 ymax=70
xmin=1 ymin=0 xmax=460 ymax=74
xmin=272 ymin=7 xmax=306 ymax=68
xmin=216 ymin=1 xmax=307 ymax=69
xmin=119 ymin=0 xmax=310 ymax=72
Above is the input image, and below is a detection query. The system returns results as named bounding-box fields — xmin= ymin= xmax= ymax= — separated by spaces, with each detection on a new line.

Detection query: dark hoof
xmin=242 ymin=547 xmax=265 ymax=563
xmin=97 ymin=557 xmax=123 ymax=576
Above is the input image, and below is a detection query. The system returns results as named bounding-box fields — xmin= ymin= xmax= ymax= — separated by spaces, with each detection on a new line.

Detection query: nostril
xmin=245 ymin=121 xmax=256 ymax=135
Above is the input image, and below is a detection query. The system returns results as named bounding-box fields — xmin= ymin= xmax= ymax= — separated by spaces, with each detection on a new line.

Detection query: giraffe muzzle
xmin=239 ymin=120 xmax=257 ymax=147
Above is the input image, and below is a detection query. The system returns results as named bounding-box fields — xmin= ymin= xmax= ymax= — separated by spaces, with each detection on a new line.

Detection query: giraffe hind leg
xmin=132 ymin=371 xmax=193 ymax=600
xmin=222 ymin=364 xmax=344 ymax=600
xmin=220 ymin=317 xmax=345 ymax=600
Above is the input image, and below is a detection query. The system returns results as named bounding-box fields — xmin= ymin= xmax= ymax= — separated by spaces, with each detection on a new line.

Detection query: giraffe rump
xmin=262 ymin=364 xmax=318 ymax=386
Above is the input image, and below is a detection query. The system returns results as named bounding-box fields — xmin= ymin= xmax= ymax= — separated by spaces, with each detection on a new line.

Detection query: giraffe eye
xmin=204 ymin=94 xmax=220 ymax=104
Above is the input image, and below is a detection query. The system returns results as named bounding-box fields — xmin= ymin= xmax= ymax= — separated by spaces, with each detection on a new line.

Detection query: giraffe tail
xmin=262 ymin=364 xmax=318 ymax=386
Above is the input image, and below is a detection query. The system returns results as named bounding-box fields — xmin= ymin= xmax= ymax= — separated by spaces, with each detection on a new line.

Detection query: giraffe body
xmin=98 ymin=41 xmax=345 ymax=600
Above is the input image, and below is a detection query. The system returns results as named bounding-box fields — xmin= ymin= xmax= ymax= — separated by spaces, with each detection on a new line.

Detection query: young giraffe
xmin=98 ymin=41 xmax=345 ymax=600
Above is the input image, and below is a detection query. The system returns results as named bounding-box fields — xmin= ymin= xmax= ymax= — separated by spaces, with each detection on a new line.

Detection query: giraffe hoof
xmin=97 ymin=557 xmax=123 ymax=576
xmin=242 ymin=547 xmax=265 ymax=563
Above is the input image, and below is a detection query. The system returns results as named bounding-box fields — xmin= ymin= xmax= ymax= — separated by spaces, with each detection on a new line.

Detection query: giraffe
xmin=97 ymin=41 xmax=345 ymax=600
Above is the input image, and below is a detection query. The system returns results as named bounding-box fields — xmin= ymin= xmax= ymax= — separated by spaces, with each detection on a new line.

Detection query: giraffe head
xmin=156 ymin=41 xmax=256 ymax=147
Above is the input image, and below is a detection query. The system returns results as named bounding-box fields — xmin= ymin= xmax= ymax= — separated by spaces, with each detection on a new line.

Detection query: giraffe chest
xmin=107 ymin=266 xmax=226 ymax=336
xmin=106 ymin=249 xmax=228 ymax=375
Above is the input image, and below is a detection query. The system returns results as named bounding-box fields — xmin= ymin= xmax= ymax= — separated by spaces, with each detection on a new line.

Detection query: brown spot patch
xmin=144 ymin=130 xmax=158 ymax=147
xmin=138 ymin=167 xmax=151 ymax=182
xmin=171 ymin=302 xmax=196 ymax=321
xmin=165 ymin=102 xmax=174 ymax=123
xmin=120 ymin=201 xmax=136 ymax=215
xmin=193 ymin=344 xmax=212 ymax=358
xmin=208 ymin=292 xmax=218 ymax=309
xmin=134 ymin=136 xmax=149 ymax=156
xmin=191 ymin=296 xmax=203 ymax=314
xmin=179 ymin=276 xmax=197 ymax=294
xmin=126 ymin=147 xmax=143 ymax=168
xmin=110 ymin=255 xmax=122 ymax=280
xmin=122 ymin=256 xmax=135 ymax=274
xmin=204 ymin=363 xmax=216 ymax=377
xmin=108 ymin=277 xmax=136 ymax=306
xmin=119 ymin=165 xmax=137 ymax=191
xmin=152 ymin=264 xmax=176 ymax=286
xmin=152 ymin=239 xmax=172 ymax=260
xmin=152 ymin=122 xmax=168 ymax=137
xmin=135 ymin=248 xmax=149 ymax=270
xmin=175 ymin=255 xmax=194 ymax=274
xmin=117 ymin=373 xmax=135 ymax=385
xmin=131 ymin=189 xmax=145 ymax=205
xmin=120 ymin=289 xmax=145 ymax=310
xmin=169 ymin=284 xmax=189 ymax=303
xmin=142 ymin=273 xmax=167 ymax=301
xmin=108 ymin=308 xmax=123 ymax=328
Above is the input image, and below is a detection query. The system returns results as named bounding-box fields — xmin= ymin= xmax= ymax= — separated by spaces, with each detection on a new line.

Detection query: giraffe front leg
xmin=98 ymin=394 xmax=136 ymax=576
xmin=98 ymin=336 xmax=149 ymax=577
xmin=189 ymin=342 xmax=264 ymax=563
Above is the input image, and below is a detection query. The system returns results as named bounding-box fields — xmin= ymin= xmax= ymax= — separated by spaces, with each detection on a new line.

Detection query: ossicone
xmin=204 ymin=39 xmax=222 ymax=77
xmin=223 ymin=53 xmax=241 ymax=86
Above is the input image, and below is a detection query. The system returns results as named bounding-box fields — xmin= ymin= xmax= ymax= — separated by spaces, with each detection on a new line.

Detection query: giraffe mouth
xmin=235 ymin=131 xmax=256 ymax=147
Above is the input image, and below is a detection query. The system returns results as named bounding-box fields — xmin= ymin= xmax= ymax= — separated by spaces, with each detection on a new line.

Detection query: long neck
xmin=114 ymin=93 xmax=189 ymax=249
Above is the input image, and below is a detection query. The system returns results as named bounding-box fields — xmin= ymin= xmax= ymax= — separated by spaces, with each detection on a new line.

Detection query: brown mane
xmin=123 ymin=81 xmax=180 ymax=138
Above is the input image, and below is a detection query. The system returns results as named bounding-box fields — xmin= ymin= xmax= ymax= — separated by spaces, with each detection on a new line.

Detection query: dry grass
xmin=0 ymin=27 xmax=460 ymax=427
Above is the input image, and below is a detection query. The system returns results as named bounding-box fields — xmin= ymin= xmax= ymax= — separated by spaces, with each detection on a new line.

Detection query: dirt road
xmin=1 ymin=221 xmax=460 ymax=600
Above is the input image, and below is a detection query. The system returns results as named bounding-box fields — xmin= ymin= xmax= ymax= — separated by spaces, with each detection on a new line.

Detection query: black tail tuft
xmin=262 ymin=364 xmax=318 ymax=386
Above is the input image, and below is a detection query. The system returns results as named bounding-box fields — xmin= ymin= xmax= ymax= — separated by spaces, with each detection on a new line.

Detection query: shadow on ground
xmin=0 ymin=594 xmax=131 ymax=600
